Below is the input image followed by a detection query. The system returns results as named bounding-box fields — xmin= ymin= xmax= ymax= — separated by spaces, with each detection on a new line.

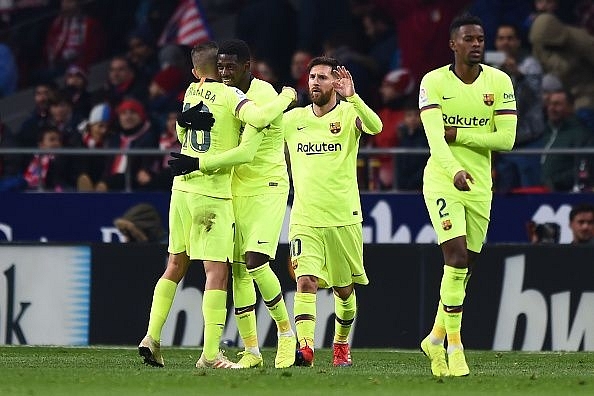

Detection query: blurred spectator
xmin=541 ymin=72 xmax=563 ymax=111
xmin=134 ymin=1 xmax=178 ymax=40
xmin=22 ymin=126 xmax=78 ymax=192
xmin=0 ymin=116 xmax=21 ymax=180
xmin=147 ymin=65 xmax=185 ymax=125
xmin=18 ymin=81 xmax=57 ymax=148
xmin=368 ymin=68 xmax=416 ymax=189
xmin=372 ymin=0 xmax=471 ymax=82
xmin=395 ymin=101 xmax=428 ymax=191
xmin=540 ymin=89 xmax=593 ymax=192
xmin=288 ymin=49 xmax=312 ymax=106
xmin=296 ymin=0 xmax=365 ymax=57
xmin=236 ymin=0 xmax=296 ymax=84
xmin=569 ymin=202 xmax=594 ymax=244
xmin=46 ymin=88 xmax=84 ymax=148
xmin=137 ymin=109 xmax=181 ymax=191
xmin=491 ymin=23 xmax=545 ymax=192
xmin=63 ymin=64 xmax=91 ymax=119
xmin=96 ymin=98 xmax=160 ymax=192
xmin=360 ymin=7 xmax=400 ymax=78
xmin=468 ymin=0 xmax=533 ymax=49
xmin=93 ymin=55 xmax=149 ymax=109
xmin=323 ymin=31 xmax=377 ymax=104
xmin=126 ymin=26 xmax=160 ymax=87
xmin=529 ymin=8 xmax=594 ymax=127
xmin=158 ymin=43 xmax=189 ymax=72
xmin=526 ymin=220 xmax=561 ymax=244
xmin=42 ymin=0 xmax=105 ymax=81
xmin=76 ymin=102 xmax=114 ymax=191
xmin=113 ymin=203 xmax=167 ymax=243
xmin=575 ymin=0 xmax=594 ymax=35
xmin=252 ymin=58 xmax=281 ymax=91
xmin=3 ymin=1 xmax=55 ymax=87
xmin=0 ymin=29 xmax=18 ymax=97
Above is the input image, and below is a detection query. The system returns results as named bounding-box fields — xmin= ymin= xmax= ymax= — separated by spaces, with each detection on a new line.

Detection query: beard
xmin=310 ymin=89 xmax=333 ymax=106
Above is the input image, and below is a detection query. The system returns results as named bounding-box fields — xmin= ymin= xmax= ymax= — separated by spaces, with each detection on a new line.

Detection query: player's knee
xmin=444 ymin=251 xmax=468 ymax=268
xmin=333 ymin=284 xmax=354 ymax=300
xmin=245 ymin=251 xmax=269 ymax=270
xmin=297 ymin=275 xmax=318 ymax=293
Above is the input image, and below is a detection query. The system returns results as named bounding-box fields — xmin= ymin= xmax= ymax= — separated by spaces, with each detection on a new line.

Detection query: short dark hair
xmin=190 ymin=41 xmax=219 ymax=69
xmin=570 ymin=203 xmax=594 ymax=222
xmin=449 ymin=13 xmax=484 ymax=37
xmin=307 ymin=56 xmax=339 ymax=73
xmin=217 ymin=39 xmax=251 ymax=63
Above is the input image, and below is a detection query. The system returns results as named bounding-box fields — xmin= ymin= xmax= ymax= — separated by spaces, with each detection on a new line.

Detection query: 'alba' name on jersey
xmin=185 ymin=85 xmax=217 ymax=103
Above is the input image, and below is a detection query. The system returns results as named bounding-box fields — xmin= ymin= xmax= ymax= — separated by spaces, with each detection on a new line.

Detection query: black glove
xmin=168 ymin=152 xmax=200 ymax=176
xmin=177 ymin=101 xmax=215 ymax=131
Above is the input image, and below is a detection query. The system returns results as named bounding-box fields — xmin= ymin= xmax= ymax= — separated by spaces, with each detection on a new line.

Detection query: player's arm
xmin=334 ymin=65 xmax=382 ymax=134
xmin=346 ymin=94 xmax=383 ymax=135
xmin=454 ymin=75 xmax=517 ymax=151
xmin=199 ymin=124 xmax=265 ymax=171
xmin=419 ymin=75 xmax=465 ymax=178
xmin=236 ymin=87 xmax=296 ymax=129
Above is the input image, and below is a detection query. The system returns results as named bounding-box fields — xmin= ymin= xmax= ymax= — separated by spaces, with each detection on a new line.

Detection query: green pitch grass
xmin=1 ymin=347 xmax=593 ymax=396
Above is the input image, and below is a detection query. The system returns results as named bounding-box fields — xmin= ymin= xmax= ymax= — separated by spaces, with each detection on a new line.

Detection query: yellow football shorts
xmin=288 ymin=223 xmax=367 ymax=288
xmin=168 ymin=189 xmax=234 ymax=262
xmin=423 ymin=192 xmax=491 ymax=253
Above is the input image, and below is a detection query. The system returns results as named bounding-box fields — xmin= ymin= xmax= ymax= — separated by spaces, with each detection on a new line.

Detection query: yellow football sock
xmin=147 ymin=278 xmax=177 ymax=341
xmin=440 ymin=265 xmax=467 ymax=344
xmin=334 ymin=290 xmax=356 ymax=344
xmin=429 ymin=300 xmax=446 ymax=344
xmin=249 ymin=263 xmax=291 ymax=333
xmin=202 ymin=289 xmax=227 ymax=360
xmin=294 ymin=292 xmax=316 ymax=348
xmin=232 ymin=262 xmax=258 ymax=349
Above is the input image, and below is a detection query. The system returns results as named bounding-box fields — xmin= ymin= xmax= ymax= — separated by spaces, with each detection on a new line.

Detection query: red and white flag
xmin=158 ymin=0 xmax=211 ymax=47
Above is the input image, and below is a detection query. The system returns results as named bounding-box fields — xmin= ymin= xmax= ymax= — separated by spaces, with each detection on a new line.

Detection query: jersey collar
xmin=449 ymin=63 xmax=483 ymax=84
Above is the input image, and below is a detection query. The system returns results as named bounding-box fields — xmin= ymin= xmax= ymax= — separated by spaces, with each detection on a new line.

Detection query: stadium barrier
xmin=0 ymin=243 xmax=592 ymax=351
xmin=0 ymin=191 xmax=591 ymax=243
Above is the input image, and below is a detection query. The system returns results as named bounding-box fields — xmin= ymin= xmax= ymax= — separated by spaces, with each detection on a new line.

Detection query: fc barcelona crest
xmin=483 ymin=93 xmax=494 ymax=106
xmin=329 ymin=122 xmax=341 ymax=134
xmin=442 ymin=219 xmax=452 ymax=231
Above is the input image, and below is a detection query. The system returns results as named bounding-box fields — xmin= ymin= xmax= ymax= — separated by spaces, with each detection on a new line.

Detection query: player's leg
xmin=139 ymin=252 xmax=191 ymax=367
xmin=327 ymin=224 xmax=366 ymax=367
xmin=191 ymin=195 xmax=239 ymax=369
xmin=232 ymin=260 xmax=263 ymax=368
xmin=445 ymin=200 xmax=490 ymax=376
xmin=241 ymin=194 xmax=295 ymax=368
xmin=421 ymin=194 xmax=467 ymax=376
xmin=290 ymin=225 xmax=327 ymax=367
xmin=139 ymin=190 xmax=191 ymax=367
xmin=229 ymin=201 xmax=262 ymax=368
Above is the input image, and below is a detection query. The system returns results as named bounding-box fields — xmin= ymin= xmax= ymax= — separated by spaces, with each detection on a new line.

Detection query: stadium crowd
xmin=0 ymin=0 xmax=593 ymax=193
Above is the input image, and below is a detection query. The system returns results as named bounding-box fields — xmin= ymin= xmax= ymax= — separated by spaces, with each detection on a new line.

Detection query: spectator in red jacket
xmin=42 ymin=0 xmax=105 ymax=80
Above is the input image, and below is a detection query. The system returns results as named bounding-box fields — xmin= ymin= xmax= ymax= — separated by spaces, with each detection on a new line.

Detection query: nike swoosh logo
xmin=442 ymin=96 xmax=454 ymax=100
xmin=297 ymin=126 xmax=306 ymax=130
xmin=257 ymin=240 xmax=268 ymax=244
xmin=502 ymin=99 xmax=516 ymax=103
xmin=351 ymin=273 xmax=363 ymax=277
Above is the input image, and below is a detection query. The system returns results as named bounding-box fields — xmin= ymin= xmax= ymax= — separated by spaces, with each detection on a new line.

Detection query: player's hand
xmin=177 ymin=101 xmax=215 ymax=131
xmin=444 ymin=127 xmax=457 ymax=143
xmin=453 ymin=170 xmax=474 ymax=191
xmin=332 ymin=66 xmax=355 ymax=98
xmin=168 ymin=152 xmax=199 ymax=176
